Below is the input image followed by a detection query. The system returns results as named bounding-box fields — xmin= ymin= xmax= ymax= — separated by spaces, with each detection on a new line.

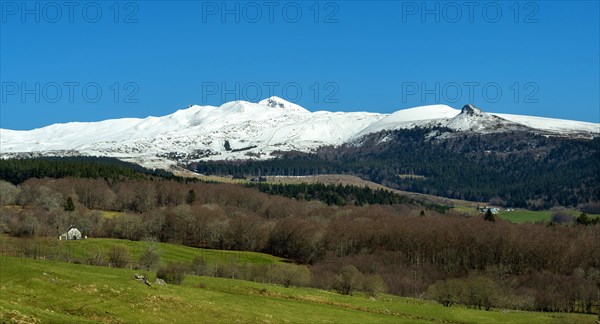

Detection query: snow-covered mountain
xmin=1 ymin=97 xmax=598 ymax=169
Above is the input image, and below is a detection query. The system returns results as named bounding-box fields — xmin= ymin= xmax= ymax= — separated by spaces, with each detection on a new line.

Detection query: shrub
xmin=335 ymin=265 xmax=363 ymax=295
xmin=108 ymin=244 xmax=130 ymax=268
xmin=191 ymin=255 xmax=206 ymax=276
xmin=550 ymin=212 xmax=574 ymax=224
xmin=427 ymin=276 xmax=498 ymax=310
xmin=138 ymin=240 xmax=161 ymax=271
xmin=363 ymin=274 xmax=387 ymax=297
xmin=483 ymin=209 xmax=495 ymax=222
xmin=157 ymin=262 xmax=188 ymax=285
xmin=274 ymin=263 xmax=311 ymax=288
xmin=139 ymin=249 xmax=161 ymax=271
xmin=84 ymin=246 xmax=105 ymax=266
xmin=206 ymin=262 xmax=240 ymax=280
xmin=427 ymin=279 xmax=464 ymax=307
xmin=462 ymin=276 xmax=498 ymax=310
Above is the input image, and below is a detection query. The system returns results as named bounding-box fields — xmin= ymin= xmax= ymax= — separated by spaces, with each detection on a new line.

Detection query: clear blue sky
xmin=1 ymin=1 xmax=598 ymax=130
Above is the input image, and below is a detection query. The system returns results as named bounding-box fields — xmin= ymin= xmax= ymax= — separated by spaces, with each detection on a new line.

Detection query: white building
xmin=59 ymin=227 xmax=82 ymax=240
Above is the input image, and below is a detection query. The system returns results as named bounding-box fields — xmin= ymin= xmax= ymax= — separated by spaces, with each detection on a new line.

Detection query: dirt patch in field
xmin=0 ymin=307 xmax=41 ymax=323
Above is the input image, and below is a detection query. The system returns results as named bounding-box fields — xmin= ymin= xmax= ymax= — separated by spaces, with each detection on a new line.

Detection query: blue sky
xmin=1 ymin=0 xmax=598 ymax=130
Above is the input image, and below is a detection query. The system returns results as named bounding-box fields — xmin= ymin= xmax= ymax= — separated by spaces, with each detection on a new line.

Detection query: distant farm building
xmin=59 ymin=227 xmax=83 ymax=240
xmin=478 ymin=207 xmax=499 ymax=214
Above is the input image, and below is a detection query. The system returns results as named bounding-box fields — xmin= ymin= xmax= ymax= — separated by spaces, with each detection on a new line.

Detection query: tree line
xmin=0 ymin=157 xmax=177 ymax=185
xmin=249 ymin=182 xmax=448 ymax=213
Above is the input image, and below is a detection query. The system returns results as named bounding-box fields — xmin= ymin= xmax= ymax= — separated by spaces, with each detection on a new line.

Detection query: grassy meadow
xmin=451 ymin=205 xmax=599 ymax=224
xmin=0 ymin=237 xmax=283 ymax=266
xmin=1 ymin=255 xmax=597 ymax=323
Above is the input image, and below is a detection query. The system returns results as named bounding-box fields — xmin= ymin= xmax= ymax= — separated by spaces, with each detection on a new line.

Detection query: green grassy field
xmin=451 ymin=206 xmax=599 ymax=224
xmin=496 ymin=210 xmax=554 ymax=224
xmin=0 ymin=237 xmax=283 ymax=266
xmin=1 ymin=256 xmax=596 ymax=323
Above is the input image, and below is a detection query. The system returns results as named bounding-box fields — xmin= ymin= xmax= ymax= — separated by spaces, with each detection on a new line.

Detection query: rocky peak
xmin=257 ymin=96 xmax=309 ymax=113
xmin=461 ymin=104 xmax=483 ymax=116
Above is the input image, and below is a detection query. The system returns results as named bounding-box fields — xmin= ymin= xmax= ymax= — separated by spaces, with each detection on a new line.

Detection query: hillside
xmin=1 ymin=256 xmax=597 ymax=323
xmin=191 ymin=128 xmax=600 ymax=209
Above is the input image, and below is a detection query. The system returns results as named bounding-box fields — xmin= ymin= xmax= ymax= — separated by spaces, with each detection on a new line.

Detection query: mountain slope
xmin=191 ymin=127 xmax=600 ymax=209
xmin=1 ymin=98 xmax=598 ymax=169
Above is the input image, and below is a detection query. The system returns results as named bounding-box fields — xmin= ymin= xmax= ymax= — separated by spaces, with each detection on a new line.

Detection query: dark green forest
xmin=252 ymin=182 xmax=409 ymax=206
xmin=0 ymin=156 xmax=175 ymax=185
xmin=249 ymin=182 xmax=449 ymax=213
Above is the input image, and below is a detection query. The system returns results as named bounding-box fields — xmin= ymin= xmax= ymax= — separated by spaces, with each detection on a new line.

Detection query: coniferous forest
xmin=0 ymin=156 xmax=175 ymax=184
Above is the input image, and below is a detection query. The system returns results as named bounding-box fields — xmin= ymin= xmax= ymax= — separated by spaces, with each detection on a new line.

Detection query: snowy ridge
xmin=353 ymin=104 xmax=459 ymax=138
xmin=1 ymin=98 xmax=598 ymax=169
xmin=491 ymin=113 xmax=600 ymax=134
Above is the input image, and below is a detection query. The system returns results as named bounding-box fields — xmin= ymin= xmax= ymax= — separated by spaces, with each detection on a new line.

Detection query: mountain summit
xmin=258 ymin=96 xmax=309 ymax=113
xmin=460 ymin=104 xmax=483 ymax=115
xmin=446 ymin=103 xmax=515 ymax=131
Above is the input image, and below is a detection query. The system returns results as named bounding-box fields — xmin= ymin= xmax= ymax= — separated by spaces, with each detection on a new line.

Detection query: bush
xmin=191 ymin=255 xmax=206 ymax=276
xmin=157 ymin=262 xmax=188 ymax=285
xmin=274 ymin=263 xmax=311 ymax=288
xmin=427 ymin=279 xmax=464 ymax=307
xmin=462 ymin=276 xmax=498 ymax=310
xmin=483 ymin=209 xmax=495 ymax=222
xmin=205 ymin=263 xmax=241 ymax=280
xmin=427 ymin=276 xmax=498 ymax=310
xmin=363 ymin=274 xmax=387 ymax=297
xmin=139 ymin=250 xmax=161 ymax=271
xmin=83 ymin=245 xmax=105 ymax=266
xmin=335 ymin=265 xmax=363 ymax=295
xmin=138 ymin=240 xmax=161 ymax=271
xmin=0 ymin=180 xmax=19 ymax=205
xmin=108 ymin=244 xmax=130 ymax=268
xmin=550 ymin=212 xmax=574 ymax=224
xmin=576 ymin=212 xmax=598 ymax=225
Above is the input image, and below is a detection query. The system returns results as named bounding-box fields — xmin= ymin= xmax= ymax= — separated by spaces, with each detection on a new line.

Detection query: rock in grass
xmin=133 ymin=274 xmax=152 ymax=286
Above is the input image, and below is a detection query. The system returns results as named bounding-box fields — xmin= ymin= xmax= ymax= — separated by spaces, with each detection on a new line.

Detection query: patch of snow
xmin=353 ymin=105 xmax=460 ymax=137
xmin=491 ymin=113 xmax=600 ymax=135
